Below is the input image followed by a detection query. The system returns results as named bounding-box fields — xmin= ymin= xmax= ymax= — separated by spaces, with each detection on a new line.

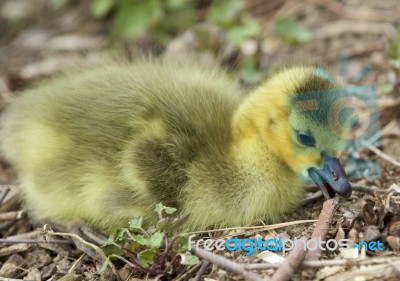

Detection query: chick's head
xmin=246 ymin=66 xmax=353 ymax=198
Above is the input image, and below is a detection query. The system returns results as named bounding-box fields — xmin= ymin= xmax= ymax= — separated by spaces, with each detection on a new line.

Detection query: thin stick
xmin=352 ymin=185 xmax=400 ymax=196
xmin=174 ymin=262 xmax=202 ymax=281
xmin=191 ymin=248 xmax=263 ymax=281
xmin=366 ymin=145 xmax=400 ymax=167
xmin=270 ymin=236 xmax=308 ymax=281
xmin=0 ymin=210 xmax=25 ymax=222
xmin=305 ymin=196 xmax=340 ymax=261
xmin=42 ymin=225 xmax=122 ymax=281
xmin=188 ymin=220 xmax=317 ymax=235
xmin=299 ymin=191 xmax=323 ymax=206
xmin=193 ymin=260 xmax=210 ymax=281
xmin=0 ymin=238 xmax=72 ymax=244
xmin=0 ymin=186 xmax=11 ymax=204
xmin=68 ymin=253 xmax=86 ymax=274
xmin=245 ymin=256 xmax=400 ymax=269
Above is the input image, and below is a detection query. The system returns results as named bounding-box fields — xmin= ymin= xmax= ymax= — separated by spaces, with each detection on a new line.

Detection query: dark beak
xmin=308 ymin=152 xmax=352 ymax=199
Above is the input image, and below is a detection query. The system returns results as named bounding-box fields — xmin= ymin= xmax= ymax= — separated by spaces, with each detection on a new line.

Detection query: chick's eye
xmin=297 ymin=132 xmax=315 ymax=147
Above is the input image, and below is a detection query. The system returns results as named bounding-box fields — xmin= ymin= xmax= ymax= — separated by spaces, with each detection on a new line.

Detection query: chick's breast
xmin=1 ymin=60 xmax=248 ymax=231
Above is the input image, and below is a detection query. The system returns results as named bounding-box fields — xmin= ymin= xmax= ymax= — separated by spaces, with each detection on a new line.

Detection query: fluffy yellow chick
xmin=0 ymin=57 xmax=351 ymax=232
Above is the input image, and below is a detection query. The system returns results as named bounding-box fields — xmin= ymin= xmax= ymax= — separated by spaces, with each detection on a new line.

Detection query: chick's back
xmin=1 ymin=59 xmax=244 ymax=231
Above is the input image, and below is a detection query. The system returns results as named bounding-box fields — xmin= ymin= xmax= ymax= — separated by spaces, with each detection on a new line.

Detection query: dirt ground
xmin=0 ymin=0 xmax=400 ymax=280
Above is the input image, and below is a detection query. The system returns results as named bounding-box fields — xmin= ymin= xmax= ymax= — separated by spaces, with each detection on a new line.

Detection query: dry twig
xmin=245 ymin=256 xmax=400 ymax=269
xmin=305 ymin=196 xmax=340 ymax=261
xmin=365 ymin=145 xmax=400 ymax=167
xmin=42 ymin=225 xmax=122 ymax=281
xmin=193 ymin=260 xmax=210 ymax=281
xmin=189 ymin=219 xmax=317 ymax=235
xmin=0 ymin=186 xmax=11 ymax=204
xmin=352 ymin=185 xmax=400 ymax=196
xmin=0 ymin=238 xmax=72 ymax=244
xmin=0 ymin=210 xmax=25 ymax=222
xmin=191 ymin=248 xmax=263 ymax=281
xmin=270 ymin=236 xmax=308 ymax=281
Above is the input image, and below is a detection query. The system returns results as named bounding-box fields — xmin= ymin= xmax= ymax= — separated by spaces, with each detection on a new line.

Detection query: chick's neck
xmin=230 ymin=83 xmax=293 ymax=169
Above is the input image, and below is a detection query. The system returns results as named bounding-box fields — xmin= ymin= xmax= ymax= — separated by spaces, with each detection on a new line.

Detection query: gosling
xmin=0 ymin=58 xmax=351 ymax=232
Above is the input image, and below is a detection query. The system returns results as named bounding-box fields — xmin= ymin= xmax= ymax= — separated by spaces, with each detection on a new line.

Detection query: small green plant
xmin=389 ymin=30 xmax=400 ymax=72
xmin=49 ymin=0 xmax=265 ymax=83
xmin=50 ymin=0 xmax=196 ymax=42
xmin=274 ymin=17 xmax=313 ymax=46
xmin=101 ymin=203 xmax=198 ymax=277
xmin=207 ymin=0 xmax=260 ymax=46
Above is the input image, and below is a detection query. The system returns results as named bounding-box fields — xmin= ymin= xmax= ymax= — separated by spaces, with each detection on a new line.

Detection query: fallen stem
xmin=0 ymin=210 xmax=25 ymax=222
xmin=0 ymin=186 xmax=11 ymax=204
xmin=0 ymin=238 xmax=72 ymax=244
xmin=305 ymin=196 xmax=340 ymax=261
xmin=245 ymin=256 xmax=400 ymax=269
xmin=191 ymin=247 xmax=263 ymax=281
xmin=270 ymin=236 xmax=308 ymax=281
xmin=365 ymin=144 xmax=400 ymax=167
xmin=193 ymin=260 xmax=210 ymax=281
xmin=189 ymin=219 xmax=317 ymax=235
xmin=42 ymin=225 xmax=122 ymax=281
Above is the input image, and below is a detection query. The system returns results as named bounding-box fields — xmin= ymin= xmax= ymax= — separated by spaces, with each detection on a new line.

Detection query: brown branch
xmin=191 ymin=248 xmax=263 ymax=281
xmin=245 ymin=256 xmax=400 ymax=269
xmin=352 ymin=185 xmax=400 ymax=196
xmin=270 ymin=236 xmax=308 ymax=281
xmin=193 ymin=260 xmax=210 ymax=281
xmin=189 ymin=219 xmax=317 ymax=235
xmin=365 ymin=145 xmax=400 ymax=167
xmin=299 ymin=191 xmax=323 ymax=206
xmin=174 ymin=262 xmax=202 ymax=281
xmin=0 ymin=238 xmax=72 ymax=244
xmin=0 ymin=210 xmax=25 ymax=222
xmin=0 ymin=186 xmax=11 ymax=204
xmin=42 ymin=225 xmax=122 ymax=281
xmin=305 ymin=196 xmax=340 ymax=261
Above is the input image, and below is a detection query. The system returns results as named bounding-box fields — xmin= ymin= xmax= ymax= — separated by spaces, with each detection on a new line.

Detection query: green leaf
xmin=391 ymin=58 xmax=400 ymax=70
xmin=166 ymin=0 xmax=189 ymax=10
xmin=134 ymin=234 xmax=152 ymax=247
xmin=102 ymin=244 xmax=125 ymax=256
xmin=179 ymin=253 xmax=199 ymax=265
xmin=164 ymin=206 xmax=177 ymax=214
xmin=105 ymin=233 xmax=115 ymax=246
xmin=377 ymin=81 xmax=394 ymax=95
xmin=175 ymin=235 xmax=189 ymax=253
xmin=227 ymin=17 xmax=260 ymax=46
xmin=155 ymin=202 xmax=165 ymax=214
xmin=128 ymin=217 xmax=143 ymax=230
xmin=150 ymin=231 xmax=163 ymax=249
xmin=91 ymin=0 xmax=115 ymax=18
xmin=49 ymin=0 xmax=70 ymax=9
xmin=275 ymin=17 xmax=313 ymax=46
xmin=155 ymin=203 xmax=177 ymax=215
xmin=115 ymin=1 xmax=149 ymax=39
xmin=138 ymin=249 xmax=156 ymax=267
xmin=239 ymin=57 xmax=263 ymax=83
xmin=207 ymin=0 xmax=243 ymax=28
xmin=389 ymin=31 xmax=400 ymax=59
xmin=115 ymin=0 xmax=163 ymax=39
xmin=156 ymin=214 xmax=189 ymax=231
xmin=114 ymin=228 xmax=129 ymax=242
